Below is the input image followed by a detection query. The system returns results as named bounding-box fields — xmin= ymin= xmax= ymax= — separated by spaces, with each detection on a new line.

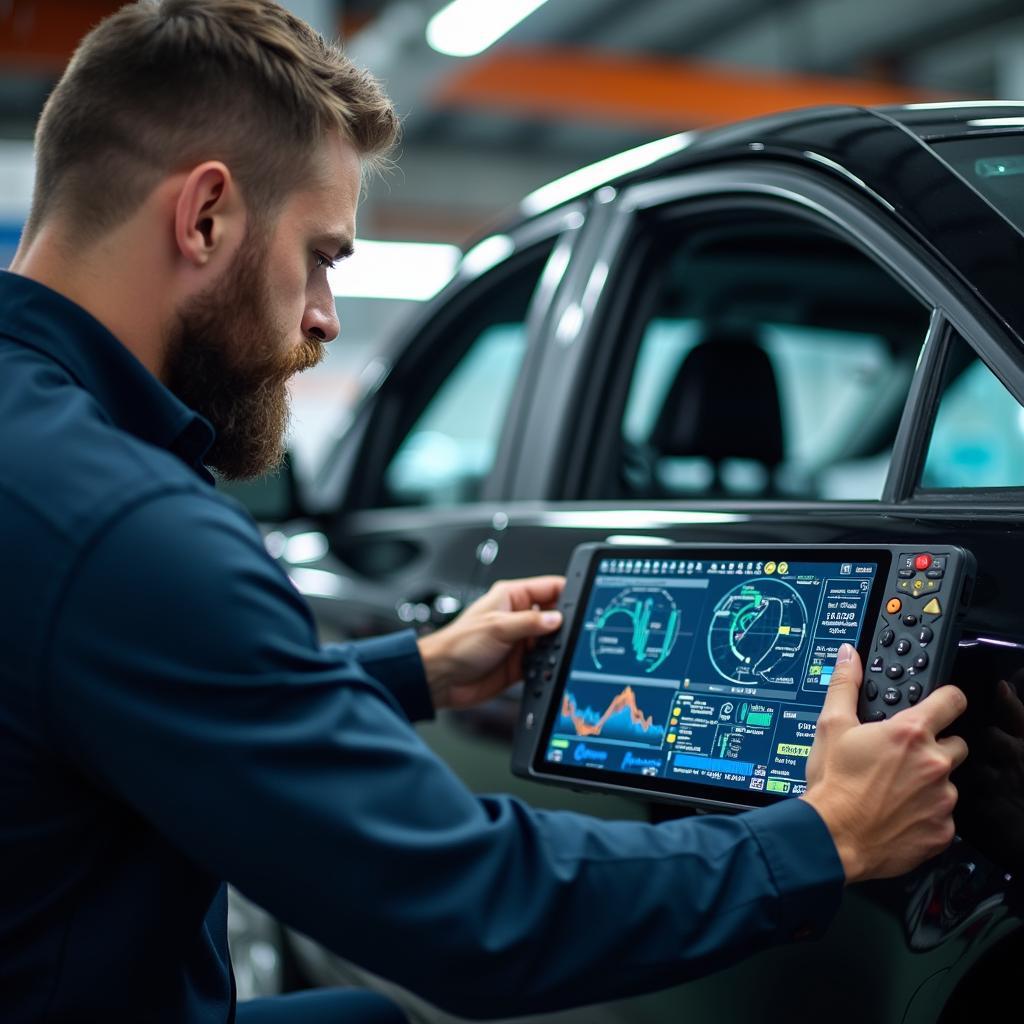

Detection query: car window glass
xmin=610 ymin=210 xmax=930 ymax=501
xmin=921 ymin=331 xmax=1024 ymax=489
xmin=381 ymin=247 xmax=551 ymax=507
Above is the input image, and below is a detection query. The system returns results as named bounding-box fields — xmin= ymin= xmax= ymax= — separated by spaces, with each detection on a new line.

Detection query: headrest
xmin=649 ymin=326 xmax=784 ymax=467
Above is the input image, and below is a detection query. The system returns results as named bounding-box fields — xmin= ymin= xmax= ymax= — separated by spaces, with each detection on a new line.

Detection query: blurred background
xmin=2 ymin=0 xmax=1024 ymax=475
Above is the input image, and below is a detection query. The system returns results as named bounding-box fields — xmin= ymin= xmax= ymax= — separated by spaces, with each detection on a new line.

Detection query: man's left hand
xmin=417 ymin=576 xmax=565 ymax=711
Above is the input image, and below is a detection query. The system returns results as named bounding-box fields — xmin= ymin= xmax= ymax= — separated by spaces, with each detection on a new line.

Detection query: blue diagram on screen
xmin=707 ymin=578 xmax=808 ymax=686
xmin=588 ymin=586 xmax=681 ymax=675
xmin=556 ymin=679 xmax=674 ymax=748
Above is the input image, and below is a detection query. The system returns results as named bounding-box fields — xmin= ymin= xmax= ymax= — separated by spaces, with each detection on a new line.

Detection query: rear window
xmin=932 ymin=134 xmax=1024 ymax=233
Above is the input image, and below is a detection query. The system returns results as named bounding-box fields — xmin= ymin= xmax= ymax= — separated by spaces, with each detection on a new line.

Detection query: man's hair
xmin=24 ymin=0 xmax=399 ymax=244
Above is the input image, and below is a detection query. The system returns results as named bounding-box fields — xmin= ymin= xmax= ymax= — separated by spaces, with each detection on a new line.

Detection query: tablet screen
xmin=533 ymin=549 xmax=889 ymax=807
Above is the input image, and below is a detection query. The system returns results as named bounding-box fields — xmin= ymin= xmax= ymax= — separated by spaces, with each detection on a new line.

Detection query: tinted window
xmin=608 ymin=211 xmax=930 ymax=501
xmin=380 ymin=246 xmax=551 ymax=507
xmin=932 ymin=134 xmax=1024 ymax=235
xmin=921 ymin=331 xmax=1024 ymax=489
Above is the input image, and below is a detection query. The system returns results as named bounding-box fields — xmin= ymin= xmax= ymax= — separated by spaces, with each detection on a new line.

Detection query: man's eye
xmin=313 ymin=251 xmax=336 ymax=270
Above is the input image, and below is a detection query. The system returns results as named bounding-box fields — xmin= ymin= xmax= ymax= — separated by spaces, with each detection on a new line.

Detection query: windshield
xmin=932 ymin=133 xmax=1024 ymax=235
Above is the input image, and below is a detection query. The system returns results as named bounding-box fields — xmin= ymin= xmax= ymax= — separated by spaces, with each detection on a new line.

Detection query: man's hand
xmin=802 ymin=643 xmax=968 ymax=884
xmin=417 ymin=576 xmax=565 ymax=711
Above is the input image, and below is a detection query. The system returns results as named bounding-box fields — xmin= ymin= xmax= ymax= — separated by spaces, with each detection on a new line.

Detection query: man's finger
xmin=937 ymin=734 xmax=969 ymax=769
xmin=817 ymin=644 xmax=863 ymax=725
xmin=498 ymin=576 xmax=566 ymax=612
xmin=492 ymin=608 xmax=563 ymax=644
xmin=903 ymin=685 xmax=968 ymax=735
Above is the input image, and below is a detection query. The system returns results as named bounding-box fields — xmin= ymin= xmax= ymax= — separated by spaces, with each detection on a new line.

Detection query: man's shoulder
xmin=0 ymin=341 xmax=224 ymax=546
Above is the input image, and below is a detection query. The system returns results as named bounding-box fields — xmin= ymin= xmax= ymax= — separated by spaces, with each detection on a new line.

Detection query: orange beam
xmin=0 ymin=1 xmax=123 ymax=71
xmin=433 ymin=48 xmax=950 ymax=130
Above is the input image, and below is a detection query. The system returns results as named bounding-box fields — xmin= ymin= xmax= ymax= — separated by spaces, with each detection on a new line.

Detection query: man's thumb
xmin=820 ymin=643 xmax=863 ymax=722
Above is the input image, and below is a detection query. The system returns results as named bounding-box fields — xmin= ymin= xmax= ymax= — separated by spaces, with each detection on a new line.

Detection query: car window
xmin=606 ymin=209 xmax=931 ymax=501
xmin=921 ymin=331 xmax=1024 ymax=489
xmin=380 ymin=245 xmax=552 ymax=507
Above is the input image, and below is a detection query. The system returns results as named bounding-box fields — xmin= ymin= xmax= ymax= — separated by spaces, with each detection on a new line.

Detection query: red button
xmin=914 ymin=554 xmax=932 ymax=571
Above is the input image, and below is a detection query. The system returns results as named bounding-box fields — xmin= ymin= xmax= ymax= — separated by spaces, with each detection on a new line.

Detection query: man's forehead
xmin=291 ymin=135 xmax=361 ymax=237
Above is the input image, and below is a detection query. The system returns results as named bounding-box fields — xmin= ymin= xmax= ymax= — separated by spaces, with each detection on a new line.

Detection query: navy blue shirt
xmin=0 ymin=270 xmax=845 ymax=1021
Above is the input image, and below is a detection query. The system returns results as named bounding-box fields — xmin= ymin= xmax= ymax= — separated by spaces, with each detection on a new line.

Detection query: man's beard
xmin=163 ymin=245 xmax=324 ymax=481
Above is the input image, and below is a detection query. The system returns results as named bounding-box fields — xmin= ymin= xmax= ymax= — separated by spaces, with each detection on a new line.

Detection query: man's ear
xmin=173 ymin=161 xmax=245 ymax=268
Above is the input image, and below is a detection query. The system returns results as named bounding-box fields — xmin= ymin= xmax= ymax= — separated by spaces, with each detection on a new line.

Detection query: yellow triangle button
xmin=922 ymin=597 xmax=942 ymax=616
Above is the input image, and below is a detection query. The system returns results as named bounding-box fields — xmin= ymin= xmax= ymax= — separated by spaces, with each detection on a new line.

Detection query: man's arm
xmin=41 ymin=491 xmax=845 ymax=1018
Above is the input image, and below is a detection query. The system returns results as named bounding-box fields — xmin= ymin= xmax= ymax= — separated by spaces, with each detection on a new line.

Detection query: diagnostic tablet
xmin=511 ymin=543 xmax=973 ymax=812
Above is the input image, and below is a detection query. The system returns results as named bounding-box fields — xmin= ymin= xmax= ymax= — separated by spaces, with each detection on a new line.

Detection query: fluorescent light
xmin=329 ymin=239 xmax=460 ymax=301
xmin=427 ymin=0 xmax=549 ymax=58
xmin=966 ymin=117 xmax=1024 ymax=127
xmin=521 ymin=132 xmax=697 ymax=216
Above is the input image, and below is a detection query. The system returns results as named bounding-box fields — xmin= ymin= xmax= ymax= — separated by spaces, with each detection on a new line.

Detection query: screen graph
xmin=556 ymin=682 xmax=673 ymax=747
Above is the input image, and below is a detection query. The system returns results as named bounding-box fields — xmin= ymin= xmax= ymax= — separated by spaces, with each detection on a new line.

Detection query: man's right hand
xmin=801 ymin=643 xmax=968 ymax=884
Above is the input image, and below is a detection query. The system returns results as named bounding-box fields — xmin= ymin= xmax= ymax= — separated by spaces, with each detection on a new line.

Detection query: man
xmin=0 ymin=2 xmax=967 ymax=1022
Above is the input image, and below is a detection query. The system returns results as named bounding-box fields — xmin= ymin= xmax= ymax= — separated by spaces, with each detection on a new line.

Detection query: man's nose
xmin=302 ymin=297 xmax=340 ymax=343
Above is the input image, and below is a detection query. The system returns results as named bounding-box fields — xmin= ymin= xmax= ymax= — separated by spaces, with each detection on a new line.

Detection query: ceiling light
xmin=521 ymin=132 xmax=697 ymax=216
xmin=329 ymin=239 xmax=461 ymax=301
xmin=427 ymin=0 xmax=550 ymax=58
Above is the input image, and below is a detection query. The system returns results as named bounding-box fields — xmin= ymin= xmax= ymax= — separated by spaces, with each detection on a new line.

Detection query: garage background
xmin=1 ymin=0 xmax=1023 ymax=476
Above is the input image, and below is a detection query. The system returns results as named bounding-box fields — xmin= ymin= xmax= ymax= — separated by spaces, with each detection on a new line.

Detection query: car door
xmin=273 ymin=206 xmax=584 ymax=642
xmin=468 ymin=163 xmax=1024 ymax=1020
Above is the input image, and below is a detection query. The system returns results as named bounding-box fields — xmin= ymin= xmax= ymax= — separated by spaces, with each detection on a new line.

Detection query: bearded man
xmin=0 ymin=2 xmax=968 ymax=1022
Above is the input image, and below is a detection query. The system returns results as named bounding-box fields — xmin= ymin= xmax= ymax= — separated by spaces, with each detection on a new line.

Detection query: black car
xmin=235 ymin=102 xmax=1024 ymax=1022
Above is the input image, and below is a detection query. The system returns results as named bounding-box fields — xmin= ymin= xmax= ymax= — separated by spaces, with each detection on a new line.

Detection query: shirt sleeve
xmin=42 ymin=491 xmax=844 ymax=1020
xmin=327 ymin=632 xmax=435 ymax=723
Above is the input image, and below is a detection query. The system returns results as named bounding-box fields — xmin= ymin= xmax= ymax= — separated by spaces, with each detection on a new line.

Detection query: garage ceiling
xmin=1 ymin=0 xmax=1023 ymax=238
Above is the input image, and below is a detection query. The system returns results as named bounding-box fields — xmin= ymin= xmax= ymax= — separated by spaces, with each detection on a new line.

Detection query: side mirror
xmin=216 ymin=451 xmax=301 ymax=523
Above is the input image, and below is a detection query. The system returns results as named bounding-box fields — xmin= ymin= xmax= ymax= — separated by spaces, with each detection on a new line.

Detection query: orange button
xmin=886 ymin=598 xmax=902 ymax=614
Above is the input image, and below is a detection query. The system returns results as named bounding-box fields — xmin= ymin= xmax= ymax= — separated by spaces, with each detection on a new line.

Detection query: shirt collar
xmin=0 ymin=271 xmax=215 ymax=483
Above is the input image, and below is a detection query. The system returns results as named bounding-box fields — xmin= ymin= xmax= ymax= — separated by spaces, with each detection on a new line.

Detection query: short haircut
xmin=24 ymin=0 xmax=399 ymax=244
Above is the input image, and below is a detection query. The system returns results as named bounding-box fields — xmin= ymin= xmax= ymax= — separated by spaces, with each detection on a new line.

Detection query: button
xmin=922 ymin=597 xmax=942 ymax=617
xmin=918 ymin=626 xmax=934 ymax=645
xmin=902 ymin=614 xmax=918 ymax=627
xmin=543 ymin=670 xmax=553 ymax=683
xmin=879 ymin=629 xmax=895 ymax=647
xmin=915 ymin=554 xmax=932 ymax=571
xmin=908 ymin=684 xmax=922 ymax=705
xmin=926 ymin=569 xmax=944 ymax=579
xmin=895 ymin=639 xmax=912 ymax=656
xmin=913 ymin=653 xmax=929 ymax=671
xmin=869 ymin=656 xmax=885 ymax=673
xmin=886 ymin=663 xmax=905 ymax=680
xmin=898 ymin=569 xmax=914 ymax=579
xmin=898 ymin=580 xmax=912 ymax=593
xmin=524 ymin=711 xmax=535 ymax=729
xmin=866 ymin=680 xmax=878 ymax=701
xmin=883 ymin=687 xmax=901 ymax=705
xmin=912 ymin=579 xmax=924 ymax=592
xmin=869 ymin=710 xmax=887 ymax=722
xmin=887 ymin=598 xmax=902 ymax=614
xmin=899 ymin=555 xmax=916 ymax=573
xmin=546 ymin=654 xmax=558 ymax=668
